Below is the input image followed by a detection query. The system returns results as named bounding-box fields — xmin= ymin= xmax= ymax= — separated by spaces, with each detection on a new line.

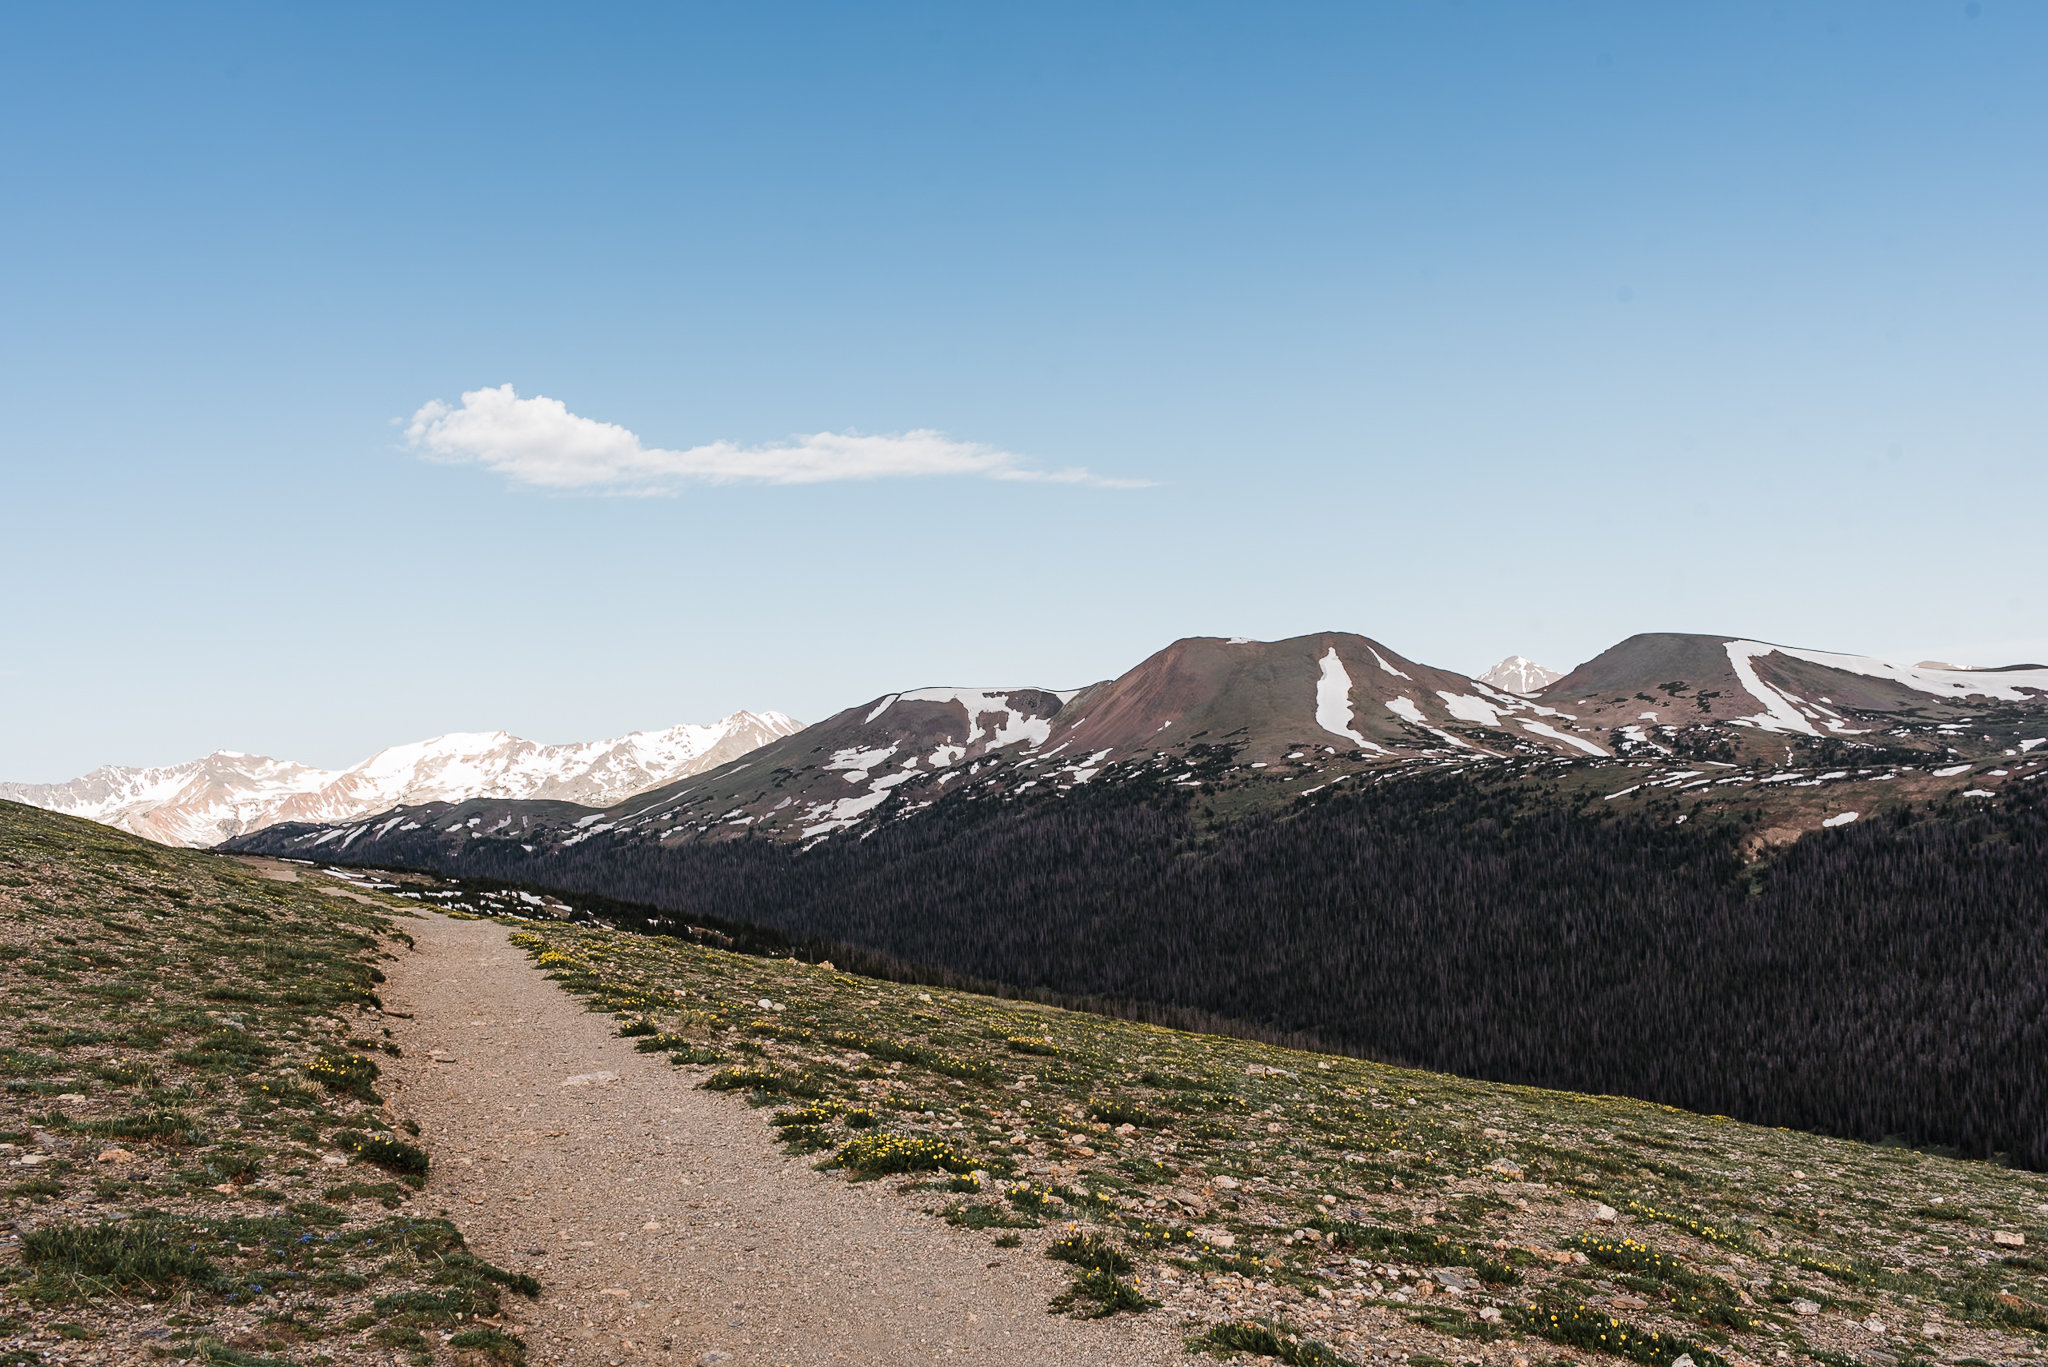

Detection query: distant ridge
xmin=0 ymin=711 xmax=801 ymax=848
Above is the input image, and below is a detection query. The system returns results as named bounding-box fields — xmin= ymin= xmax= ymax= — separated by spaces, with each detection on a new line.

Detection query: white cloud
xmin=404 ymin=384 xmax=1145 ymax=491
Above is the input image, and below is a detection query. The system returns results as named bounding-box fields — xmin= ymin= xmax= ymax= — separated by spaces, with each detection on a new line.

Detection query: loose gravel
xmin=379 ymin=911 xmax=1203 ymax=1367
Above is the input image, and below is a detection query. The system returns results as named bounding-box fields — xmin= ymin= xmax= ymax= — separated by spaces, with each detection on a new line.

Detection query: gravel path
xmin=380 ymin=912 xmax=1205 ymax=1367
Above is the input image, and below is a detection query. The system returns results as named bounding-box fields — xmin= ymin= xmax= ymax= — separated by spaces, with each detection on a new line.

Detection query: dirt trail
xmin=378 ymin=912 xmax=1203 ymax=1367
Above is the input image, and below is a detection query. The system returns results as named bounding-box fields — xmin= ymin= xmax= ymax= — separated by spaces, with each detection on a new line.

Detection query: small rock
xmin=1482 ymin=1127 xmax=1510 ymax=1140
xmin=1593 ymin=1204 xmax=1619 ymax=1224
xmin=1862 ymin=1353 xmax=1898 ymax=1367
xmin=1793 ymin=1300 xmax=1821 ymax=1316
xmin=95 ymin=1148 xmax=135 ymax=1165
xmin=1862 ymin=1317 xmax=1885 ymax=1335
xmin=320 ymin=1153 xmax=349 ymax=1166
xmin=1195 ymin=1227 xmax=1237 ymax=1249
xmin=1211 ymin=1175 xmax=1240 ymax=1189
xmin=642 ymin=1222 xmax=661 ymax=1231
xmin=562 ymin=1071 xmax=621 ymax=1087
xmin=1993 ymin=1231 xmax=2026 ymax=1247
xmin=1114 ymin=1123 xmax=1136 ymax=1136
xmin=1479 ymin=1307 xmax=1503 ymax=1323
xmin=817 ymin=960 xmax=835 ymax=971
xmin=1487 ymin=1159 xmax=1525 ymax=1179
xmin=55 ymin=1093 xmax=87 ymax=1103
xmin=1672 ymin=1355 xmax=1696 ymax=1367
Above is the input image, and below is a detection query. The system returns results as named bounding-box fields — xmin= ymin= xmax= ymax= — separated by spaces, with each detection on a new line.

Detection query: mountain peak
xmin=1478 ymin=656 xmax=1563 ymax=694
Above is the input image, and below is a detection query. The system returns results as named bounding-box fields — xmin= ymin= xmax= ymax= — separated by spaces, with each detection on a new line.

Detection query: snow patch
xmin=1723 ymin=641 xmax=1823 ymax=735
xmin=1822 ymin=812 xmax=1859 ymax=827
xmin=1315 ymin=649 xmax=1375 ymax=749
xmin=1516 ymin=719 xmax=1610 ymax=757
xmin=1436 ymin=692 xmax=1503 ymax=727
xmin=826 ymin=744 xmax=899 ymax=783
xmin=896 ymin=687 xmax=1056 ymax=750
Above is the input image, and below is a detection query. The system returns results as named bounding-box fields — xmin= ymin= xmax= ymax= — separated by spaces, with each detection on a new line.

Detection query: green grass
xmin=503 ymin=918 xmax=2048 ymax=1364
xmin=0 ymin=802 xmax=541 ymax=1351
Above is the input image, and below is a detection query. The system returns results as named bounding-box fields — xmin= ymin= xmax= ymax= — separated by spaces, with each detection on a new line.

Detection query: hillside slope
xmin=463 ymin=909 xmax=2048 ymax=1367
xmin=233 ymin=756 xmax=2048 ymax=1170
xmin=0 ymin=802 xmax=538 ymax=1364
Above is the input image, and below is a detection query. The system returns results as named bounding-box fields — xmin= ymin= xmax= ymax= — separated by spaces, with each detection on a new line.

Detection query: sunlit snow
xmin=1314 ymin=650 xmax=1372 ymax=748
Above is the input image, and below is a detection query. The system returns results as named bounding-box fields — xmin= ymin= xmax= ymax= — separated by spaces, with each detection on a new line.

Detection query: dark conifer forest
xmin=295 ymin=774 xmax=2048 ymax=1168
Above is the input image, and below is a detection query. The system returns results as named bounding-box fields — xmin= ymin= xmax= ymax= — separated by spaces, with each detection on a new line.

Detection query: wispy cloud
xmin=404 ymin=385 xmax=1146 ymax=492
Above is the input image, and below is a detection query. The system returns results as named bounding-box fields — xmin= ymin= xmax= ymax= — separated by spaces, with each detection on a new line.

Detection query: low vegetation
xmin=507 ymin=916 xmax=2048 ymax=1367
xmin=323 ymin=764 xmax=2048 ymax=1169
xmin=0 ymin=802 xmax=533 ymax=1366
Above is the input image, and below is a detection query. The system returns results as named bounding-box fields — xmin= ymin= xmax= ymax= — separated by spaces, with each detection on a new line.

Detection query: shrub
xmin=701 ymin=1066 xmax=821 ymax=1098
xmin=1567 ymin=1234 xmax=1742 ymax=1322
xmin=322 ymin=1180 xmax=411 ymax=1208
xmin=329 ymin=1129 xmax=429 ymax=1179
xmin=1309 ymin=1217 xmax=1519 ymax=1283
xmin=450 ymin=1326 xmax=527 ymax=1365
xmin=1046 ymin=1231 xmax=1132 ymax=1274
xmin=942 ymin=1200 xmax=1037 ymax=1230
xmin=305 ymin=1051 xmax=382 ymax=1102
xmin=374 ymin=1287 xmax=495 ymax=1323
xmin=426 ymin=1250 xmax=541 ymax=1298
xmin=1006 ymin=1036 xmax=1059 ymax=1056
xmin=1198 ymin=1319 xmax=1360 ymax=1367
xmin=1049 ymin=1265 xmax=1157 ymax=1318
xmin=75 ymin=1108 xmax=206 ymax=1145
xmin=831 ymin=1133 xmax=972 ymax=1176
xmin=1088 ymin=1097 xmax=1164 ymax=1128
xmin=1008 ymin=1182 xmax=1062 ymax=1215
xmin=19 ymin=1219 xmax=220 ymax=1298
xmin=1505 ymin=1300 xmax=1729 ymax=1367
xmin=771 ymin=1102 xmax=846 ymax=1128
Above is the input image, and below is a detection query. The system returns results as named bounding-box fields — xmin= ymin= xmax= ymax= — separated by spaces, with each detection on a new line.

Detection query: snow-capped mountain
xmin=0 ymin=711 xmax=801 ymax=848
xmin=1479 ymin=656 xmax=1563 ymax=693
xmin=227 ymin=628 xmax=2048 ymax=866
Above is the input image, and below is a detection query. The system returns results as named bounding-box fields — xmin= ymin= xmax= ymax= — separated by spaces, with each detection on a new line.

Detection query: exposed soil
xmin=378 ymin=911 xmax=1203 ymax=1367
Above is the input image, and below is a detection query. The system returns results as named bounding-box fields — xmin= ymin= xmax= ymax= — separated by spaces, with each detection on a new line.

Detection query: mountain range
xmin=231 ymin=630 xmax=2048 ymax=862
xmin=0 ymin=711 xmax=800 ymax=848
xmin=215 ymin=627 xmax=2048 ymax=1170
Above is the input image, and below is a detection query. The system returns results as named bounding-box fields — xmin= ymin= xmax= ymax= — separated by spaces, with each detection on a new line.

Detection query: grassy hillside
xmin=286 ymin=767 xmax=2048 ymax=1168
xmin=506 ymin=916 xmax=2048 ymax=1367
xmin=0 ymin=802 xmax=532 ymax=1367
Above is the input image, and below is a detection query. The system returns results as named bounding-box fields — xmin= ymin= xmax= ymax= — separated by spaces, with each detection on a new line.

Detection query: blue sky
xmin=3 ymin=2 xmax=2043 ymax=779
